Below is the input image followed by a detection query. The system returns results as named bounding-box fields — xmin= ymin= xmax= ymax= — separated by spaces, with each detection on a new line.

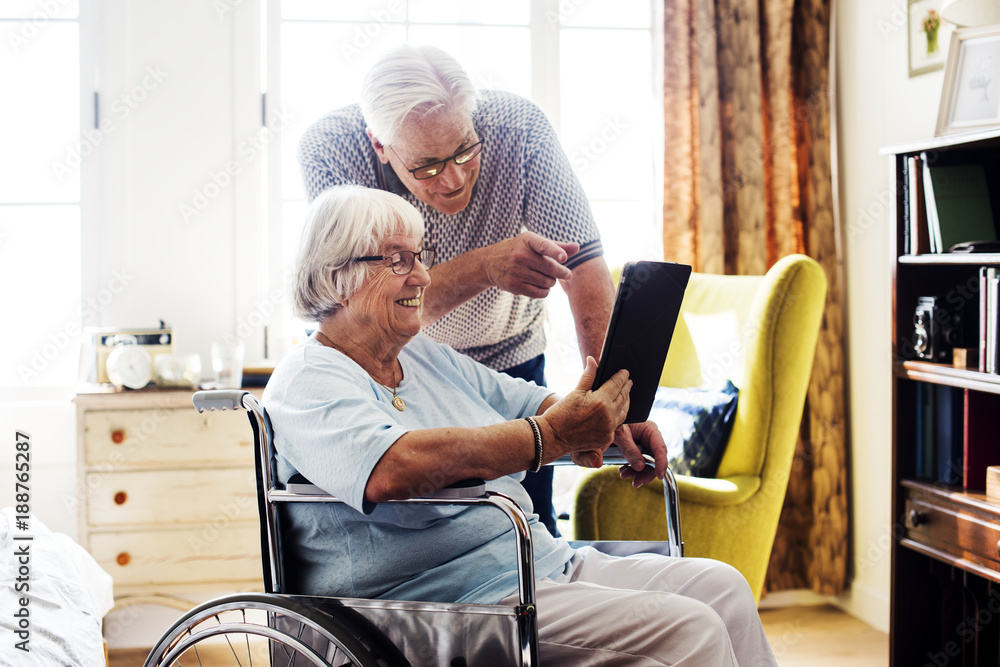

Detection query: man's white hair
xmin=294 ymin=184 xmax=425 ymax=322
xmin=360 ymin=44 xmax=479 ymax=147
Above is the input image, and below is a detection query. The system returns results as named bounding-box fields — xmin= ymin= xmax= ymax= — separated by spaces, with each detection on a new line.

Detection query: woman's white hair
xmin=360 ymin=44 xmax=479 ymax=147
xmin=294 ymin=184 xmax=425 ymax=322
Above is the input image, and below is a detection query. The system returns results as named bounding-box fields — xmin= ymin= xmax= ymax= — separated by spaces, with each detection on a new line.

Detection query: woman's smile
xmin=395 ymin=293 xmax=422 ymax=308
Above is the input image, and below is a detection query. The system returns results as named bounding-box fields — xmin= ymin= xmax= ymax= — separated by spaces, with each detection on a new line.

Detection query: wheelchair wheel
xmin=143 ymin=593 xmax=398 ymax=667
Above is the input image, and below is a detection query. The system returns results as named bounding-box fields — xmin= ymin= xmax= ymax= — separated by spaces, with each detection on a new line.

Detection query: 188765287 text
xmin=12 ymin=431 xmax=32 ymax=653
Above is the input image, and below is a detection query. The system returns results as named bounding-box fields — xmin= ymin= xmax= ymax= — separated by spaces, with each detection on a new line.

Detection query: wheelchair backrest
xmin=240 ymin=393 xmax=286 ymax=594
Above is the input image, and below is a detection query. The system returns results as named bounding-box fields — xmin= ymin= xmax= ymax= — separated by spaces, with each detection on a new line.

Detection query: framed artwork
xmin=909 ymin=0 xmax=955 ymax=77
xmin=936 ymin=25 xmax=1000 ymax=136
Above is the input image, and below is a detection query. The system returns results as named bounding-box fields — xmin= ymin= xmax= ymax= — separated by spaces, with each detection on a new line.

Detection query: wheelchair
xmin=143 ymin=389 xmax=684 ymax=666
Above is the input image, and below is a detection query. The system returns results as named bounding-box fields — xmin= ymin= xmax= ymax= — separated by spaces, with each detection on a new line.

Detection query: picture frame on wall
xmin=936 ymin=24 xmax=1000 ymax=136
xmin=909 ymin=0 xmax=955 ymax=77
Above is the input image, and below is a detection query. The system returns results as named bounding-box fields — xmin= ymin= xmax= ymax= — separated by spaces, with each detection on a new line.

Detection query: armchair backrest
xmin=655 ymin=254 xmax=827 ymax=480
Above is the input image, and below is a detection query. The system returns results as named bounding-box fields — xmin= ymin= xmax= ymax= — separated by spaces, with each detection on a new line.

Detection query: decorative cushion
xmin=647 ymin=380 xmax=739 ymax=478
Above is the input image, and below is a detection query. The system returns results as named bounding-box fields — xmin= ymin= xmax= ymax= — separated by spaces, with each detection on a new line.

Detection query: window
xmin=266 ymin=0 xmax=663 ymax=391
xmin=0 ymin=2 xmax=82 ymax=389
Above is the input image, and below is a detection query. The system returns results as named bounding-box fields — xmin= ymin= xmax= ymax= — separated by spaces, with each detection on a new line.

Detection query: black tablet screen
xmin=591 ymin=261 xmax=692 ymax=423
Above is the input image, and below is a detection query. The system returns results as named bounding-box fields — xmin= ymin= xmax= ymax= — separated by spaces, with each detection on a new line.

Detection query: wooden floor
xmin=760 ymin=604 xmax=888 ymax=666
xmin=112 ymin=603 xmax=887 ymax=666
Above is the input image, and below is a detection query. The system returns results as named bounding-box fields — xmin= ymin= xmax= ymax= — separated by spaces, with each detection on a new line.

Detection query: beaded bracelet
xmin=525 ymin=416 xmax=543 ymax=473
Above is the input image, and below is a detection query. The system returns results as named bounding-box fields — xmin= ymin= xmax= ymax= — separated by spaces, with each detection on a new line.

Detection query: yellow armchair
xmin=573 ymin=254 xmax=827 ymax=602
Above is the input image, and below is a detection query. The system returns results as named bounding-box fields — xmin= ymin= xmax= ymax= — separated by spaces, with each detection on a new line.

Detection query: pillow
xmin=647 ymin=380 xmax=739 ymax=478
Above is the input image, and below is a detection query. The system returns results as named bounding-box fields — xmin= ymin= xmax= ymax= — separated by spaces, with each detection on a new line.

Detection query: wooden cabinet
xmin=887 ymin=129 xmax=1000 ymax=666
xmin=75 ymin=389 xmax=264 ymax=609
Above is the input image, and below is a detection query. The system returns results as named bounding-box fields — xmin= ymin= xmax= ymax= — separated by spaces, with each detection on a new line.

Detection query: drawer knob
xmin=116 ymin=552 xmax=130 ymax=566
xmin=111 ymin=429 xmax=125 ymax=444
xmin=113 ymin=491 xmax=127 ymax=505
xmin=908 ymin=509 xmax=928 ymax=528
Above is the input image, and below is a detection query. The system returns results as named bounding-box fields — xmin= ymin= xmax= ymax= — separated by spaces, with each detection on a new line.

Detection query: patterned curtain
xmin=661 ymin=0 xmax=847 ymax=595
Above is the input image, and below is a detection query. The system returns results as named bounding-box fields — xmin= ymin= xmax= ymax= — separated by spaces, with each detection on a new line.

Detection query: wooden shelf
xmin=895 ymin=360 xmax=1000 ymax=394
xmin=901 ymin=478 xmax=1000 ymax=514
xmin=898 ymin=538 xmax=1000 ymax=586
xmin=898 ymin=253 xmax=1000 ymax=266
xmin=881 ymin=127 xmax=1000 ymax=155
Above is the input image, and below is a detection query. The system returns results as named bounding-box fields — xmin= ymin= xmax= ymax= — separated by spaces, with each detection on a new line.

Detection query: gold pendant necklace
xmin=388 ymin=367 xmax=405 ymax=411
xmin=315 ymin=330 xmax=406 ymax=411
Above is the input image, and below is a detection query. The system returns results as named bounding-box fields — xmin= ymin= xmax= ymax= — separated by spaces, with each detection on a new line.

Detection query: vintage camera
xmin=912 ymin=296 xmax=962 ymax=362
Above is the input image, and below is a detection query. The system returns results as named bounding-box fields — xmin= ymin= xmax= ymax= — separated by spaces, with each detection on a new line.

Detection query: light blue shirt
xmin=262 ymin=333 xmax=574 ymax=604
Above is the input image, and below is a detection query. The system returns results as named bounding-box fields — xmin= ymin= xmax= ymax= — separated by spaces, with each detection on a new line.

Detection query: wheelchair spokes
xmin=144 ymin=594 xmax=384 ymax=667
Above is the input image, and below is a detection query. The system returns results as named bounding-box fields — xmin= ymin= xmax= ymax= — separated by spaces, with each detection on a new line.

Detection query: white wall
xmin=834 ymin=0 xmax=952 ymax=634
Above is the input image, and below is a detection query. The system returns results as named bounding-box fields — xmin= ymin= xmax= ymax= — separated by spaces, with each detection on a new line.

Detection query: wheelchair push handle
xmin=193 ymin=389 xmax=251 ymax=413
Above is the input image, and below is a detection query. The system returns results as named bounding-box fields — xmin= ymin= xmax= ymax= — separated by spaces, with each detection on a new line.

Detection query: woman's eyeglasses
xmin=352 ymin=247 xmax=436 ymax=275
xmin=389 ymin=141 xmax=483 ymax=180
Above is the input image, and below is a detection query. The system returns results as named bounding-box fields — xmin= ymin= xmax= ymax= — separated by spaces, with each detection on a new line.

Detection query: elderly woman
xmin=263 ymin=184 xmax=776 ymax=666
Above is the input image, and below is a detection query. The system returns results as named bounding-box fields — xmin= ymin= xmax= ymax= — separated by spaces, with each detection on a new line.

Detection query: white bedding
xmin=0 ymin=508 xmax=114 ymax=667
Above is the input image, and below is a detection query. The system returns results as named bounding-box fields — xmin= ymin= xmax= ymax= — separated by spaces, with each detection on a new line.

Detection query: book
xmin=927 ymin=163 xmax=997 ymax=252
xmin=990 ymin=268 xmax=999 ymax=374
xmin=987 ymin=466 xmax=1000 ymax=502
xmin=908 ymin=155 xmax=930 ymax=254
xmin=915 ymin=382 xmax=937 ymax=478
xmin=902 ymin=157 xmax=911 ymax=254
xmin=921 ymin=153 xmax=941 ymax=253
xmin=936 ymin=386 xmax=964 ymax=485
xmin=964 ymin=390 xmax=1000 ymax=490
xmin=981 ymin=266 xmax=988 ymax=373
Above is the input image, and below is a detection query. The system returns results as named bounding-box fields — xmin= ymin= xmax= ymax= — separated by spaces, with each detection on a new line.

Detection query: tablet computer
xmin=592 ymin=261 xmax=692 ymax=423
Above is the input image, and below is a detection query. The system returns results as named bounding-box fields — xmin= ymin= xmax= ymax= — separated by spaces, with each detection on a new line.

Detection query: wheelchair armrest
xmin=283 ymin=473 xmax=487 ymax=499
xmin=549 ymin=447 xmax=654 ymax=468
xmin=429 ymin=478 xmax=489 ymax=499
xmin=555 ymin=448 xmax=683 ymax=557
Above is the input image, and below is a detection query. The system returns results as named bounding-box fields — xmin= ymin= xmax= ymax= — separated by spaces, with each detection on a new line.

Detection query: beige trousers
xmin=503 ymin=546 xmax=777 ymax=666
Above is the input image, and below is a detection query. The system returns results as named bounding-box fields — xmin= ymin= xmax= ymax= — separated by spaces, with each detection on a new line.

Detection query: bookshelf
xmin=885 ymin=129 xmax=1000 ymax=666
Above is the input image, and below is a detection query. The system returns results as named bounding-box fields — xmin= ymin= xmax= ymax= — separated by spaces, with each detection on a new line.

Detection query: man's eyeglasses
xmin=389 ymin=141 xmax=483 ymax=180
xmin=352 ymin=247 xmax=436 ymax=275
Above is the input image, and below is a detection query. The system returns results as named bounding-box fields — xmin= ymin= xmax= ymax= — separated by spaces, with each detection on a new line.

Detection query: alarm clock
xmin=81 ymin=325 xmax=173 ymax=384
xmin=106 ymin=343 xmax=153 ymax=390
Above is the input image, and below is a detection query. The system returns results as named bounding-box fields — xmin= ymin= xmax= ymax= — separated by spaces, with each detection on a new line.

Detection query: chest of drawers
xmin=75 ymin=389 xmax=264 ymax=607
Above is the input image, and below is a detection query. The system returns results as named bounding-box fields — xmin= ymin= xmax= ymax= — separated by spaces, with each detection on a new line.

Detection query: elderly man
xmin=297 ymin=44 xmax=615 ymax=536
